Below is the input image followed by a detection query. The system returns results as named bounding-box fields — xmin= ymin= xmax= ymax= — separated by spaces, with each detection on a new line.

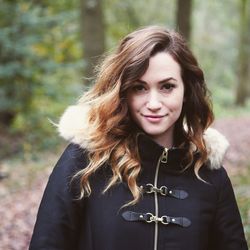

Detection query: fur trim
xmin=58 ymin=105 xmax=229 ymax=170
xmin=203 ymin=127 xmax=229 ymax=169
xmin=58 ymin=105 xmax=90 ymax=148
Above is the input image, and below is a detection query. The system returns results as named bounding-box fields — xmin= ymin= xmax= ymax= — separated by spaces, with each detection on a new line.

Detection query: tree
xmin=0 ymin=1 xmax=79 ymax=128
xmin=176 ymin=0 xmax=193 ymax=42
xmin=0 ymin=1 xmax=43 ymax=127
xmin=0 ymin=0 xmax=81 ymax=155
xmin=235 ymin=0 xmax=250 ymax=106
xmin=80 ymin=0 xmax=105 ymax=83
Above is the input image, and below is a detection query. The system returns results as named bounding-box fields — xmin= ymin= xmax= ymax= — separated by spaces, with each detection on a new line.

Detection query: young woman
xmin=29 ymin=26 xmax=248 ymax=250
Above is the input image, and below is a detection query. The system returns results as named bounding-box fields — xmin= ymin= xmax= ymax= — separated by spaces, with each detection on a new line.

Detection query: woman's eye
xmin=162 ymin=83 xmax=175 ymax=91
xmin=132 ymin=84 xmax=146 ymax=92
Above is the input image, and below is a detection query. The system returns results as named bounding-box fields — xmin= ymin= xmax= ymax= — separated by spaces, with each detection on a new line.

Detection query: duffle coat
xmin=29 ymin=105 xmax=248 ymax=250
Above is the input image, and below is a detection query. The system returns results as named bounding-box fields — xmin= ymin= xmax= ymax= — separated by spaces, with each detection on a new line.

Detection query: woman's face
xmin=127 ymin=52 xmax=184 ymax=148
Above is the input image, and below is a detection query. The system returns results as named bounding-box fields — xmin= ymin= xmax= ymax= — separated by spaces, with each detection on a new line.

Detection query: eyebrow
xmin=137 ymin=77 xmax=177 ymax=84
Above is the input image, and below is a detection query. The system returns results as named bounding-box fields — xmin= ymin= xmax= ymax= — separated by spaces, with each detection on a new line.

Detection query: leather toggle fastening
xmin=122 ymin=211 xmax=191 ymax=227
xmin=141 ymin=183 xmax=188 ymax=199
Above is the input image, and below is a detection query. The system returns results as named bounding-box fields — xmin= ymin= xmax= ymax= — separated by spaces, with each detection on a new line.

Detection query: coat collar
xmin=57 ymin=104 xmax=229 ymax=170
xmin=137 ymin=133 xmax=189 ymax=174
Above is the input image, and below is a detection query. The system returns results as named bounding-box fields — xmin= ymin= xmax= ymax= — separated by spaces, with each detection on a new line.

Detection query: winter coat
xmin=29 ymin=105 xmax=248 ymax=250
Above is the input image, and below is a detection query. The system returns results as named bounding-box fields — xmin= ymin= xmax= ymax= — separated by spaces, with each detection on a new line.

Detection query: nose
xmin=146 ymin=91 xmax=162 ymax=111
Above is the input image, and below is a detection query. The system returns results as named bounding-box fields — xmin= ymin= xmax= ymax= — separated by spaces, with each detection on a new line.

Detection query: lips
xmin=142 ymin=114 xmax=167 ymax=123
xmin=143 ymin=115 xmax=165 ymax=118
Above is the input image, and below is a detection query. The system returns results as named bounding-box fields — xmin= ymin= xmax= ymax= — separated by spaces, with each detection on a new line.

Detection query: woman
xmin=29 ymin=26 xmax=248 ymax=250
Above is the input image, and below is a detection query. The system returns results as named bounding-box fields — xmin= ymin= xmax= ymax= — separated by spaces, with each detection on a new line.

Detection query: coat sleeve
xmin=210 ymin=167 xmax=248 ymax=250
xmin=29 ymin=144 xmax=87 ymax=250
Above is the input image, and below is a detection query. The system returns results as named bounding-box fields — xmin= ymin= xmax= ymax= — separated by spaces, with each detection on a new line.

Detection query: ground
xmin=0 ymin=117 xmax=250 ymax=249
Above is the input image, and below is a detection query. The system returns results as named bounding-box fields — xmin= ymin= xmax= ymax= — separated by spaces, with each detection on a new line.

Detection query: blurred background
xmin=0 ymin=0 xmax=249 ymax=249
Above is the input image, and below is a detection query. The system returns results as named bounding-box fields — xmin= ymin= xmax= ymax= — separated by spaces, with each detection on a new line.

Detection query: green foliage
xmin=0 ymin=2 xmax=41 ymax=115
xmin=105 ymin=0 xmax=176 ymax=47
xmin=192 ymin=0 xmax=250 ymax=117
xmin=212 ymin=84 xmax=250 ymax=118
xmin=192 ymin=1 xmax=239 ymax=91
xmin=0 ymin=1 xmax=83 ymax=154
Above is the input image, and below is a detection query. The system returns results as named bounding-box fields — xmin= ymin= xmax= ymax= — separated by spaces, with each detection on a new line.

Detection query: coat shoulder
xmin=200 ymin=164 xmax=231 ymax=191
xmin=48 ymin=143 xmax=89 ymax=196
xmin=55 ymin=143 xmax=89 ymax=173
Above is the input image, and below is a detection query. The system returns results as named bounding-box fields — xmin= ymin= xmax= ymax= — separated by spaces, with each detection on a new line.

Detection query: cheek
xmin=168 ymin=96 xmax=184 ymax=112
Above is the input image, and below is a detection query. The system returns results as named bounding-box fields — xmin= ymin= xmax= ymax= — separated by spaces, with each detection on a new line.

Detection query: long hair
xmin=74 ymin=26 xmax=214 ymax=205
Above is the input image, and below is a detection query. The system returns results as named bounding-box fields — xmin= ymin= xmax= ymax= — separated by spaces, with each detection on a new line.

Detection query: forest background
xmin=0 ymin=0 xmax=249 ymax=249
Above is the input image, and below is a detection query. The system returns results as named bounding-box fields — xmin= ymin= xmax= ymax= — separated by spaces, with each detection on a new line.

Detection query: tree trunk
xmin=235 ymin=0 xmax=250 ymax=106
xmin=176 ymin=0 xmax=192 ymax=42
xmin=80 ymin=0 xmax=105 ymax=84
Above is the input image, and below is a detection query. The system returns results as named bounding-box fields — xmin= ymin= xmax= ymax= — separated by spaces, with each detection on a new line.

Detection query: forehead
xmin=140 ymin=52 xmax=182 ymax=83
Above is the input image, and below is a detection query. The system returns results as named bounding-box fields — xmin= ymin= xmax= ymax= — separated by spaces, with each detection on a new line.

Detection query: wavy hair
xmin=74 ymin=26 xmax=214 ymax=205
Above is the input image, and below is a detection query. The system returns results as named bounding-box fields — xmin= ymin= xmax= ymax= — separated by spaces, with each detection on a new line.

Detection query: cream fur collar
xmin=57 ymin=105 xmax=229 ymax=170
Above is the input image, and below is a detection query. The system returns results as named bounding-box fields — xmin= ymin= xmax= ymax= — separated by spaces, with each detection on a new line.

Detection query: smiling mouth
xmin=142 ymin=114 xmax=167 ymax=118
xmin=141 ymin=114 xmax=168 ymax=122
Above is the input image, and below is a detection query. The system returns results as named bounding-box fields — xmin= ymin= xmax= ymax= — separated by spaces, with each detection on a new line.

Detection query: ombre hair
xmin=74 ymin=26 xmax=214 ymax=205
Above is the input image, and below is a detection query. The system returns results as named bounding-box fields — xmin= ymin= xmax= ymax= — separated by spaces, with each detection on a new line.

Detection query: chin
xmin=143 ymin=129 xmax=166 ymax=137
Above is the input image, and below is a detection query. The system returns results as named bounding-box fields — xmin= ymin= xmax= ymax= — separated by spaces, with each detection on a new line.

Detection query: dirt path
xmin=0 ymin=116 xmax=250 ymax=249
xmin=214 ymin=116 xmax=250 ymax=173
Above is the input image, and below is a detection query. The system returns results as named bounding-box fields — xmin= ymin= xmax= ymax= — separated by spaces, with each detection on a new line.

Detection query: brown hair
xmin=74 ymin=26 xmax=214 ymax=205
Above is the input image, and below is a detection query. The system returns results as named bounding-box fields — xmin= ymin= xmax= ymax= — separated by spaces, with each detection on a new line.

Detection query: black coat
xmin=29 ymin=133 xmax=248 ymax=250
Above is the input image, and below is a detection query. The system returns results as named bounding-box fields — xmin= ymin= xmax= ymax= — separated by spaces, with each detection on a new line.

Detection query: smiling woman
xmin=127 ymin=52 xmax=184 ymax=148
xmin=29 ymin=26 xmax=248 ymax=250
